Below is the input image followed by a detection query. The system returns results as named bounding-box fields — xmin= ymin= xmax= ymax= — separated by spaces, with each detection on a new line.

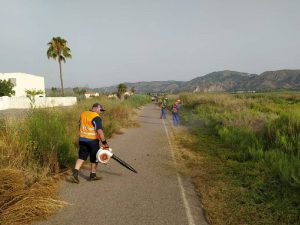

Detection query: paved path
xmin=35 ymin=104 xmax=208 ymax=225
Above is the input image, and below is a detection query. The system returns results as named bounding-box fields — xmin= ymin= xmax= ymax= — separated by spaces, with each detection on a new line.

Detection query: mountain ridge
xmin=95 ymin=69 xmax=300 ymax=93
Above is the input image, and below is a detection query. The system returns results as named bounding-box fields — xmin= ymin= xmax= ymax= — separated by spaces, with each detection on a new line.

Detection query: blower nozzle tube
xmin=96 ymin=148 xmax=138 ymax=173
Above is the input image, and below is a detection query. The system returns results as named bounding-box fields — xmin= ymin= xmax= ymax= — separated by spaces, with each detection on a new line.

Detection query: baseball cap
xmin=92 ymin=103 xmax=105 ymax=111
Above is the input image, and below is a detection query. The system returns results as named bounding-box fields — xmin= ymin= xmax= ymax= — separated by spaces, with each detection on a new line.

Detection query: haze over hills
xmin=94 ymin=69 xmax=300 ymax=93
xmin=95 ymin=81 xmax=185 ymax=93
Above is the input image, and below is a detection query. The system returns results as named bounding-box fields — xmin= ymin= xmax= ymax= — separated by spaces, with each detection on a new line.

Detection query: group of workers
xmin=160 ymin=97 xmax=181 ymax=126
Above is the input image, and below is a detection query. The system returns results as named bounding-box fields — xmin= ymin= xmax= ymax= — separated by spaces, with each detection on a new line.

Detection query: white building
xmin=0 ymin=73 xmax=45 ymax=97
xmin=124 ymin=91 xmax=133 ymax=97
xmin=84 ymin=92 xmax=99 ymax=98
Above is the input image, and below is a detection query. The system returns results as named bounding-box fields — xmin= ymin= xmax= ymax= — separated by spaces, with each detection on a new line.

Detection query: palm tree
xmin=47 ymin=37 xmax=72 ymax=96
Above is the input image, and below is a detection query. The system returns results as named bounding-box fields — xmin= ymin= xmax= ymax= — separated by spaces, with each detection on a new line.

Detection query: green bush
xmin=180 ymin=92 xmax=300 ymax=187
xmin=1 ymin=94 xmax=151 ymax=176
xmin=27 ymin=109 xmax=76 ymax=172
xmin=125 ymin=94 xmax=151 ymax=107
xmin=180 ymin=92 xmax=300 ymax=224
xmin=264 ymin=113 xmax=300 ymax=154
xmin=264 ymin=150 xmax=300 ymax=188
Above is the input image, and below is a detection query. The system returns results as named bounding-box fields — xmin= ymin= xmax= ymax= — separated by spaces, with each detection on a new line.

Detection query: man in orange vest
xmin=171 ymin=99 xmax=181 ymax=126
xmin=69 ymin=103 xmax=109 ymax=183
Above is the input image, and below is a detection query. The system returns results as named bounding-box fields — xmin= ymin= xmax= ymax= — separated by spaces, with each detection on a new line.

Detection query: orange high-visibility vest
xmin=172 ymin=103 xmax=178 ymax=113
xmin=79 ymin=111 xmax=100 ymax=140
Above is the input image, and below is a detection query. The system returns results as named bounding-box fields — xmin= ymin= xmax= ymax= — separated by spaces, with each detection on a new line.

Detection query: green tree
xmin=51 ymin=87 xmax=59 ymax=96
xmin=73 ymin=87 xmax=87 ymax=95
xmin=47 ymin=37 xmax=72 ymax=96
xmin=0 ymin=79 xmax=15 ymax=97
xmin=25 ymin=89 xmax=44 ymax=108
xmin=73 ymin=87 xmax=79 ymax=95
xmin=117 ymin=83 xmax=127 ymax=100
xmin=51 ymin=87 xmax=58 ymax=92
xmin=131 ymin=86 xmax=136 ymax=94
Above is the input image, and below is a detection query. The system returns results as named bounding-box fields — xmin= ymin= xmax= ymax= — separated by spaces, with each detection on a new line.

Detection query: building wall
xmin=0 ymin=73 xmax=45 ymax=97
xmin=0 ymin=96 xmax=77 ymax=110
xmin=84 ymin=92 xmax=99 ymax=98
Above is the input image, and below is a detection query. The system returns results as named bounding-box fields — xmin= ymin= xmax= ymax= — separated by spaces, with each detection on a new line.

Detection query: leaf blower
xmin=96 ymin=147 xmax=138 ymax=173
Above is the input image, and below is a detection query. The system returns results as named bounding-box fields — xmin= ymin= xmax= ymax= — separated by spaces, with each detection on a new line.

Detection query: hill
xmin=238 ymin=69 xmax=300 ymax=91
xmin=95 ymin=69 xmax=300 ymax=93
xmin=95 ymin=81 xmax=185 ymax=93
xmin=180 ymin=70 xmax=257 ymax=92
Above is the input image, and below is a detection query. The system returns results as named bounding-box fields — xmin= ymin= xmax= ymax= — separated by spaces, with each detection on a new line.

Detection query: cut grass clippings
xmin=0 ymin=169 xmax=67 ymax=225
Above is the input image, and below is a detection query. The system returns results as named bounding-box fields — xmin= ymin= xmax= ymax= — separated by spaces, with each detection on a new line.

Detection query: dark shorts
xmin=79 ymin=140 xmax=99 ymax=163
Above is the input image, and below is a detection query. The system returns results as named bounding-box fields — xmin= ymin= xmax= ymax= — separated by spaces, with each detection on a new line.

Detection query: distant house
xmin=124 ymin=91 xmax=133 ymax=97
xmin=0 ymin=73 xmax=45 ymax=97
xmin=84 ymin=92 xmax=99 ymax=98
xmin=108 ymin=93 xmax=118 ymax=99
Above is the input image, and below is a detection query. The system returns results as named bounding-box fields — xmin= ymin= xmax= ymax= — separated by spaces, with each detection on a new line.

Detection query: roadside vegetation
xmin=176 ymin=92 xmax=300 ymax=225
xmin=0 ymin=94 xmax=150 ymax=225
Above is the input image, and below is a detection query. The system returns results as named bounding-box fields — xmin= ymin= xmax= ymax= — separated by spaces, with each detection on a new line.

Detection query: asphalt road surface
xmin=34 ymin=103 xmax=208 ymax=225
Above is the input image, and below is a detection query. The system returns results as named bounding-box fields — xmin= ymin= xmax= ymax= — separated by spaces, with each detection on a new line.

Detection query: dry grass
xmin=0 ymin=95 xmax=150 ymax=224
xmin=0 ymin=118 xmax=30 ymax=169
xmin=170 ymin=128 xmax=279 ymax=225
xmin=0 ymin=169 xmax=67 ymax=225
xmin=174 ymin=130 xmax=300 ymax=225
xmin=177 ymin=92 xmax=300 ymax=224
xmin=169 ymin=128 xmax=230 ymax=225
xmin=180 ymin=92 xmax=282 ymax=133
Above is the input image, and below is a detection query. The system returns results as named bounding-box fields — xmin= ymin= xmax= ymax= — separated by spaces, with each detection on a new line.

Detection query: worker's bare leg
xmin=74 ymin=159 xmax=85 ymax=170
xmin=91 ymin=163 xmax=97 ymax=173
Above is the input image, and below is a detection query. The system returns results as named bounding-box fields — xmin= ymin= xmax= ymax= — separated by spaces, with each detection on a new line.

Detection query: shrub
xmin=26 ymin=109 xmax=76 ymax=172
xmin=180 ymin=92 xmax=300 ymax=188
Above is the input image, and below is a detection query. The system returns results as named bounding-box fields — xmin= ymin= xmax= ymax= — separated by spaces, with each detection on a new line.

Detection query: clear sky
xmin=0 ymin=0 xmax=299 ymax=88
